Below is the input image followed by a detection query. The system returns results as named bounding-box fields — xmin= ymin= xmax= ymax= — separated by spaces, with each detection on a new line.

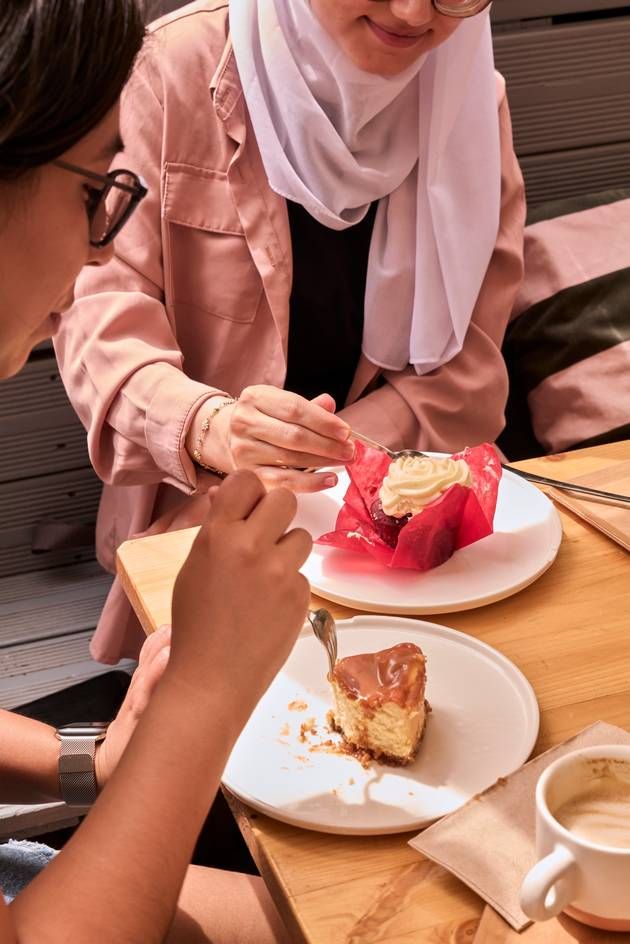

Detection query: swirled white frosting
xmin=379 ymin=456 xmax=471 ymax=518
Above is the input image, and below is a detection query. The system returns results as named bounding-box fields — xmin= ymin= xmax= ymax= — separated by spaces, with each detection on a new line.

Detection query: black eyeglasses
xmin=54 ymin=159 xmax=148 ymax=248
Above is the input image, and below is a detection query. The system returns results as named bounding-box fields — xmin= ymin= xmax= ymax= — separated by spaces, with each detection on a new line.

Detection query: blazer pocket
xmin=163 ymin=163 xmax=263 ymax=324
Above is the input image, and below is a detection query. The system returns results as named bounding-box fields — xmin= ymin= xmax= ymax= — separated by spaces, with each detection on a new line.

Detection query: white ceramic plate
xmin=222 ymin=616 xmax=539 ymax=835
xmin=294 ymin=463 xmax=562 ymax=614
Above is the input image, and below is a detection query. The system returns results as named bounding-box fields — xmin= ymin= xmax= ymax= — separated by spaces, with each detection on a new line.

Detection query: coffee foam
xmin=554 ymin=758 xmax=630 ymax=850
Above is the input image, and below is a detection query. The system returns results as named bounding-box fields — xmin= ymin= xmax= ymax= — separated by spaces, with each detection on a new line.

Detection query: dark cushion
xmin=498 ymin=188 xmax=630 ymax=461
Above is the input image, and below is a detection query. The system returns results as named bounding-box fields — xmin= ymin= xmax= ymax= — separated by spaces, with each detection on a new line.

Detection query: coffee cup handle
xmin=520 ymin=846 xmax=578 ymax=922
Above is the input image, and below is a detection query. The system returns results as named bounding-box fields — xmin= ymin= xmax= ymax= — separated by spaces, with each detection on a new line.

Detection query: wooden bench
xmin=492 ymin=0 xmax=630 ymax=204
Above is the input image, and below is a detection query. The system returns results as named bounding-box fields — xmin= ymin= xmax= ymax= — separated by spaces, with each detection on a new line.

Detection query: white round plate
xmin=294 ymin=464 xmax=562 ymax=614
xmin=222 ymin=616 xmax=539 ymax=835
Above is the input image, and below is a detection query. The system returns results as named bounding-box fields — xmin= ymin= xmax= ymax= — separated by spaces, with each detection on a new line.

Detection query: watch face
xmin=59 ymin=722 xmax=109 ymax=737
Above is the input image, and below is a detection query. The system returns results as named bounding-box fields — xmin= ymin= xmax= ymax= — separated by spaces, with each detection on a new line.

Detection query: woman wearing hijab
xmin=54 ymin=0 xmax=525 ymax=663
xmin=0 ymin=2 xmax=308 ymax=939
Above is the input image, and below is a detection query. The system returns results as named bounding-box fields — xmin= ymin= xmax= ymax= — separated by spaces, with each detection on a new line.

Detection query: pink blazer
xmin=54 ymin=0 xmax=526 ymax=663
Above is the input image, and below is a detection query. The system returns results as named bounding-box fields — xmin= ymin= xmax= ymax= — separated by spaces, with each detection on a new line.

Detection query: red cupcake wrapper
xmin=317 ymin=442 xmax=501 ymax=571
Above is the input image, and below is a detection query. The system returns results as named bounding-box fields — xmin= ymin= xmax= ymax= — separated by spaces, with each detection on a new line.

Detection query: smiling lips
xmin=365 ymin=17 xmax=428 ymax=48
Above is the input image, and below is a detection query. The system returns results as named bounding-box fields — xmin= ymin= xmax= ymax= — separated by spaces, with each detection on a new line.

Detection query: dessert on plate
xmin=318 ymin=442 xmax=501 ymax=571
xmin=330 ymin=642 xmax=428 ymax=765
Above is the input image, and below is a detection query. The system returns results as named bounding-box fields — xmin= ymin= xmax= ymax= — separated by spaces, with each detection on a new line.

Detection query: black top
xmin=284 ymin=199 xmax=378 ymax=409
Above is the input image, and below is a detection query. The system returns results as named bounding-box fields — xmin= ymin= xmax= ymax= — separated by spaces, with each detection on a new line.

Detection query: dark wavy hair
xmin=0 ymin=0 xmax=145 ymax=179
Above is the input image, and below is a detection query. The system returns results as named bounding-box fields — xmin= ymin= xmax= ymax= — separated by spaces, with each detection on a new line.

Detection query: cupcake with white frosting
xmin=318 ymin=442 xmax=501 ymax=572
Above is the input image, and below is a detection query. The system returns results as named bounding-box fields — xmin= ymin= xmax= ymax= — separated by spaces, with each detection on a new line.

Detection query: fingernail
xmin=324 ymin=475 xmax=338 ymax=488
xmin=341 ymin=443 xmax=355 ymax=460
xmin=335 ymin=427 xmax=351 ymax=442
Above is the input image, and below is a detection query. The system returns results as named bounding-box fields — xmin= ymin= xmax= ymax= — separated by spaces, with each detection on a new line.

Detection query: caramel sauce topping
xmin=332 ymin=643 xmax=426 ymax=710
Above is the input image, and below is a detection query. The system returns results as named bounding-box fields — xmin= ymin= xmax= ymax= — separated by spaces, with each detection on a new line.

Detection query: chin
xmin=20 ymin=314 xmax=59 ymax=364
xmin=373 ymin=60 xmax=414 ymax=77
xmin=350 ymin=44 xmax=429 ymax=77
xmin=353 ymin=54 xmax=419 ymax=77
xmin=0 ymin=345 xmax=30 ymax=381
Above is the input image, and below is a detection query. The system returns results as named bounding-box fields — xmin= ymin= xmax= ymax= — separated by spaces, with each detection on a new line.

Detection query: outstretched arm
xmin=0 ymin=712 xmax=59 ymax=804
xmin=4 ymin=473 xmax=311 ymax=944
xmin=0 ymin=626 xmax=170 ymax=805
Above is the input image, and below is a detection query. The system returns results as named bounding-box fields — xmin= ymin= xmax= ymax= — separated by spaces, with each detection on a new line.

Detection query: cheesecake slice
xmin=330 ymin=643 xmax=428 ymax=766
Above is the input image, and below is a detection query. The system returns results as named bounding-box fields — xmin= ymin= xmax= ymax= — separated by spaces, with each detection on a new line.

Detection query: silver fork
xmin=350 ymin=429 xmax=630 ymax=506
xmin=350 ymin=429 xmax=424 ymax=461
xmin=307 ymin=608 xmax=338 ymax=676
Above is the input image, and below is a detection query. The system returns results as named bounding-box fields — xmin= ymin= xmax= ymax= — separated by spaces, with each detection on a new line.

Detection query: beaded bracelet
xmin=192 ymin=397 xmax=238 ymax=477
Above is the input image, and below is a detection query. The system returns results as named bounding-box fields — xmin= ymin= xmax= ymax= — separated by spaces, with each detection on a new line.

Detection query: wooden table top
xmin=117 ymin=441 xmax=630 ymax=944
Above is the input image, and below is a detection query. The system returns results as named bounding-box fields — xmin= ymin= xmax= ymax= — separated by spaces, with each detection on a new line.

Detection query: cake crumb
xmin=309 ymin=739 xmax=336 ymax=753
xmin=309 ymin=737 xmax=373 ymax=769
xmin=351 ymin=747 xmax=373 ymax=770
xmin=279 ymin=723 xmax=290 ymax=737
xmin=298 ymin=718 xmax=317 ymax=742
xmin=348 ymin=777 xmax=355 ymax=786
xmin=288 ymin=700 xmax=308 ymax=712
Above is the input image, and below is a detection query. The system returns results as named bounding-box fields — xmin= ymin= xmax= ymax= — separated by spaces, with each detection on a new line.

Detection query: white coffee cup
xmin=520 ymin=745 xmax=630 ymax=931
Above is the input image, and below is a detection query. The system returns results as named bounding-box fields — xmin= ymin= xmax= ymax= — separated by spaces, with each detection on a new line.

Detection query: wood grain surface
xmin=474 ymin=903 xmax=630 ymax=943
xmin=117 ymin=442 xmax=630 ymax=944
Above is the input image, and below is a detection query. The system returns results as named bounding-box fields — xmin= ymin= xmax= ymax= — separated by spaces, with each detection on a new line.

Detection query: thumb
xmin=128 ymin=644 xmax=170 ymax=717
xmin=311 ymin=393 xmax=336 ymax=414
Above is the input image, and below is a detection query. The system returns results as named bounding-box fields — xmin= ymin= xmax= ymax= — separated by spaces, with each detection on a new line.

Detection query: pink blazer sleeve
xmin=53 ymin=58 xmax=224 ymax=493
xmin=340 ymin=83 xmax=526 ymax=453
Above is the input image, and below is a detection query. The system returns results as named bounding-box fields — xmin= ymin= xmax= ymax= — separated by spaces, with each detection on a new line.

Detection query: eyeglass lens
xmin=434 ymin=0 xmax=490 ymax=15
xmin=89 ymin=173 xmax=137 ymax=245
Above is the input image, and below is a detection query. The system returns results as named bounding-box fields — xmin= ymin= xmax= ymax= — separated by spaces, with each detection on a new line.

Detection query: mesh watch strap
xmin=58 ymin=734 xmax=101 ymax=806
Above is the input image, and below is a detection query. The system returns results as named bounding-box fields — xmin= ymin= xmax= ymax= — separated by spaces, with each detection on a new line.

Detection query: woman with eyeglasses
xmin=0 ymin=2 xmax=309 ymax=941
xmin=54 ymin=0 xmax=525 ymax=664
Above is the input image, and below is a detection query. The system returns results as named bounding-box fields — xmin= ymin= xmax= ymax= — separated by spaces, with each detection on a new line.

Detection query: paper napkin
xmin=409 ymin=722 xmax=630 ymax=931
xmin=548 ymin=461 xmax=630 ymax=551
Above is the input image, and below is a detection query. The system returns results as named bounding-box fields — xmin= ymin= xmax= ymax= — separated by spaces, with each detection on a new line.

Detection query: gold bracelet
xmin=193 ymin=397 xmax=237 ymax=476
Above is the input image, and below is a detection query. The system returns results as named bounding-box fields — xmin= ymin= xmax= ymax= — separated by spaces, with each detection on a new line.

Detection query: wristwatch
xmin=56 ymin=722 xmax=109 ymax=807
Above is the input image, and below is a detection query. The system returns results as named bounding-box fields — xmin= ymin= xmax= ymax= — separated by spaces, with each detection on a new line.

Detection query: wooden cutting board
xmin=474 ymin=906 xmax=630 ymax=943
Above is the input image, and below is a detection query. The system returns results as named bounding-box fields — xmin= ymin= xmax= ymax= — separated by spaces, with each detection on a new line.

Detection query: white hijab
xmin=230 ymin=0 xmax=501 ymax=375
